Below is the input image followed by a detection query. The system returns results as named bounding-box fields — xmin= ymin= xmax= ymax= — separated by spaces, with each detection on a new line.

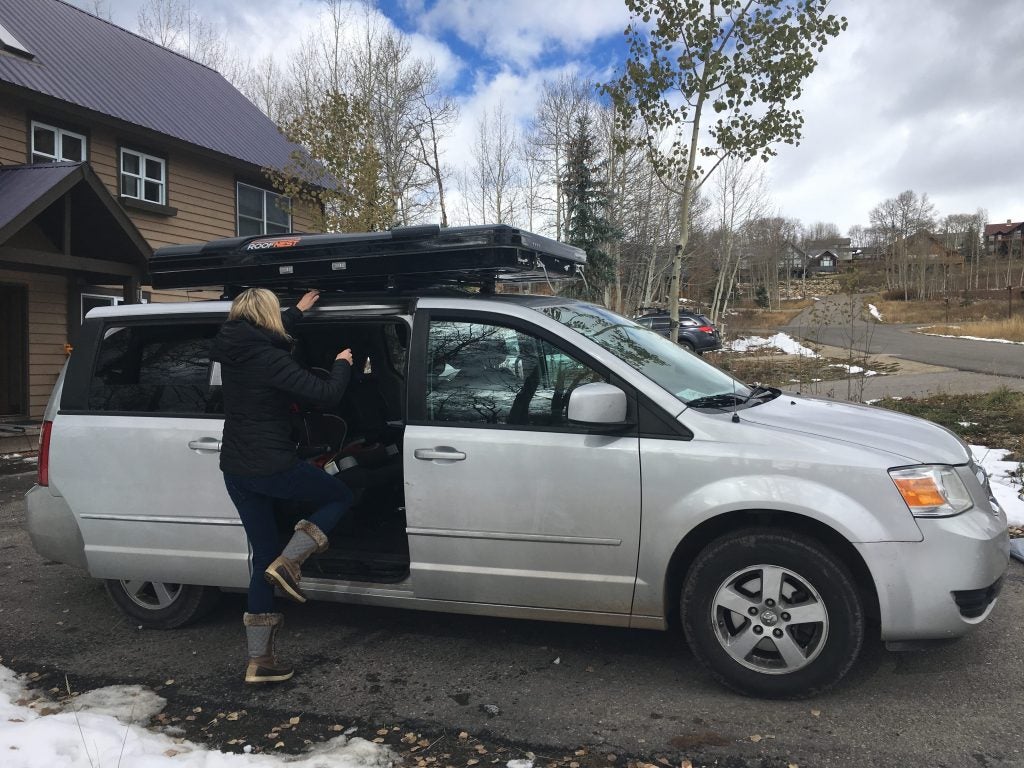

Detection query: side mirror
xmin=568 ymin=382 xmax=628 ymax=425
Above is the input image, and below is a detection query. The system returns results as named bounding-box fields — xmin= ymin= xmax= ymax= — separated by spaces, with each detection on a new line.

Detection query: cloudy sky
xmin=74 ymin=0 xmax=1024 ymax=233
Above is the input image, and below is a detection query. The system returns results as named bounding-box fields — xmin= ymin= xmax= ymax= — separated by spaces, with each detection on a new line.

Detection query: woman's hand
xmin=296 ymin=289 xmax=320 ymax=313
xmin=336 ymin=348 xmax=353 ymax=364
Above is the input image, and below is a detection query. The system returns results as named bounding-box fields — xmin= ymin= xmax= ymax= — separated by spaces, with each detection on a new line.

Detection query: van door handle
xmin=188 ymin=438 xmax=222 ymax=453
xmin=414 ymin=447 xmax=466 ymax=462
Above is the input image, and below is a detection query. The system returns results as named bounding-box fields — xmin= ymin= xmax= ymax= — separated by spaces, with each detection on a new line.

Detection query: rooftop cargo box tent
xmin=147 ymin=224 xmax=587 ymax=295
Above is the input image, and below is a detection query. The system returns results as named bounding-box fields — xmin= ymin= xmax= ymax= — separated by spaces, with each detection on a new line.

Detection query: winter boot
xmin=264 ymin=519 xmax=328 ymax=603
xmin=243 ymin=612 xmax=293 ymax=684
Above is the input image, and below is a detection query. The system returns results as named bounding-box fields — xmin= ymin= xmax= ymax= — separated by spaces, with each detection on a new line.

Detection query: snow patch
xmin=67 ymin=685 xmax=166 ymax=723
xmin=728 ymin=333 xmax=819 ymax=357
xmin=917 ymin=330 xmax=1024 ymax=345
xmin=0 ymin=665 xmax=397 ymax=768
xmin=868 ymin=303 xmax=883 ymax=321
xmin=971 ymin=445 xmax=1024 ymax=526
xmin=828 ymin=364 xmax=879 ymax=376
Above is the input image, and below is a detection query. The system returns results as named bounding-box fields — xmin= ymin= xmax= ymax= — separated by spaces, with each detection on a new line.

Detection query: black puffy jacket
xmin=211 ymin=307 xmax=351 ymax=476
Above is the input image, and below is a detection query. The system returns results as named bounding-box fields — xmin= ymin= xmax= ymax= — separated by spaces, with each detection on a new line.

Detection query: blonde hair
xmin=228 ymin=288 xmax=289 ymax=339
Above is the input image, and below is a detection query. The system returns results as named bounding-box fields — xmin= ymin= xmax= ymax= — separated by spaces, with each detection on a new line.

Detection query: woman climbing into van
xmin=211 ymin=287 xmax=353 ymax=684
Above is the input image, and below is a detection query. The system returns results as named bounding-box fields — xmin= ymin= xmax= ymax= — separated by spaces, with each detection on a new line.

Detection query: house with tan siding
xmin=0 ymin=0 xmax=317 ymax=426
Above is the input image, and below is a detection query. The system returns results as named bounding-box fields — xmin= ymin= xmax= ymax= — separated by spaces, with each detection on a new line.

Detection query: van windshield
xmin=539 ymin=303 xmax=751 ymax=408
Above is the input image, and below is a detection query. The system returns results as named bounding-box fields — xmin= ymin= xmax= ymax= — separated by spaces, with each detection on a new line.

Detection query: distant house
xmin=984 ymin=220 xmax=1024 ymax=257
xmin=0 ymin=0 xmax=317 ymax=421
xmin=804 ymin=237 xmax=854 ymax=263
xmin=805 ymin=248 xmax=839 ymax=274
xmin=895 ymin=230 xmax=963 ymax=265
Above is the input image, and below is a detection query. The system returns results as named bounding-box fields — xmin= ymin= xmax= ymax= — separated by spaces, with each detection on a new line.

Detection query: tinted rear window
xmin=87 ymin=323 xmax=222 ymax=414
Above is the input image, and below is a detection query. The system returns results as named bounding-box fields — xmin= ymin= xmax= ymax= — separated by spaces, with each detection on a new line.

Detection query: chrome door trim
xmin=80 ymin=513 xmax=242 ymax=526
xmin=406 ymin=526 xmax=621 ymax=546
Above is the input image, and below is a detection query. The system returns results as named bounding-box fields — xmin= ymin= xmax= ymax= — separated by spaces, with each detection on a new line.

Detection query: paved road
xmin=785 ymin=295 xmax=1024 ymax=379
xmin=2 ymin=469 xmax=1022 ymax=768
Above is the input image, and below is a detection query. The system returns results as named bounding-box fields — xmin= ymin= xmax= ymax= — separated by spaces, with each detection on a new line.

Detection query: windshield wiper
xmin=685 ymin=392 xmax=748 ymax=409
xmin=746 ymin=385 xmax=781 ymax=404
xmin=686 ymin=385 xmax=780 ymax=410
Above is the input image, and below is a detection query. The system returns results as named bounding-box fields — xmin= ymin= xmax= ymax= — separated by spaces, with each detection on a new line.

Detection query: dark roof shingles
xmin=0 ymin=160 xmax=80 ymax=232
xmin=0 ymin=0 xmax=296 ymax=170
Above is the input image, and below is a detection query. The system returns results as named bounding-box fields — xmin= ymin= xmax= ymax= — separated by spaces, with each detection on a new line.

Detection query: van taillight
xmin=38 ymin=420 xmax=53 ymax=487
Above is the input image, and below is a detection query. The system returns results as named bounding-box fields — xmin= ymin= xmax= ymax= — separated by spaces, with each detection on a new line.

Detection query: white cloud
xmin=415 ymin=0 xmax=628 ymax=67
xmin=767 ymin=0 xmax=1024 ymax=231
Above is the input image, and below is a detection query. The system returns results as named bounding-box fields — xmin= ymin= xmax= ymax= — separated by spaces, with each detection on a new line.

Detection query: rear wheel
xmin=679 ymin=340 xmax=696 ymax=354
xmin=681 ymin=529 xmax=864 ymax=698
xmin=104 ymin=579 xmax=220 ymax=629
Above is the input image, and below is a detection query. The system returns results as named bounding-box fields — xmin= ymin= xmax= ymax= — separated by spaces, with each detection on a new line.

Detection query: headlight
xmin=889 ymin=465 xmax=974 ymax=517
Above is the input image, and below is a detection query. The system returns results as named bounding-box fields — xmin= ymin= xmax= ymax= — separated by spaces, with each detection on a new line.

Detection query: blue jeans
xmin=224 ymin=461 xmax=353 ymax=613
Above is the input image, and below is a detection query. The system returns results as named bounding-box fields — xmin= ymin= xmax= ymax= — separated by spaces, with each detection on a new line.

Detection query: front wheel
xmin=104 ymin=579 xmax=220 ymax=629
xmin=681 ymin=529 xmax=864 ymax=698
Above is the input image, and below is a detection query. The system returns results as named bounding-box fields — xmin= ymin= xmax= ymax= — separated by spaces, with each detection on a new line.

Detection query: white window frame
xmin=31 ymin=121 xmax=86 ymax=163
xmin=236 ymin=182 xmax=291 ymax=236
xmin=120 ymin=148 xmax=167 ymax=205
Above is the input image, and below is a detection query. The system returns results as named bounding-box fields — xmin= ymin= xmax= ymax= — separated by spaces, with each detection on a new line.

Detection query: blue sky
xmin=69 ymin=0 xmax=1024 ymax=233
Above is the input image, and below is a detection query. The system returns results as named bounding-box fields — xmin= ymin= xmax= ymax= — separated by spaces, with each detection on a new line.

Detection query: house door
xmin=0 ymin=285 xmax=28 ymax=417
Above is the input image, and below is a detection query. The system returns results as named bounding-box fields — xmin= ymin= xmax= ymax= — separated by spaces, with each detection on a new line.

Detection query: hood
xmin=738 ymin=394 xmax=970 ymax=465
xmin=210 ymin=319 xmax=287 ymax=365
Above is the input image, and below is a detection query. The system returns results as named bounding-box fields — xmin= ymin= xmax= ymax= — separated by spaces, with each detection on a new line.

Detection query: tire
xmin=681 ymin=529 xmax=864 ymax=698
xmin=680 ymin=340 xmax=696 ymax=354
xmin=104 ymin=579 xmax=221 ymax=629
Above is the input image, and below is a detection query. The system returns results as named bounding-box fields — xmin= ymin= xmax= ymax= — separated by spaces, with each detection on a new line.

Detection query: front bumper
xmin=856 ymin=504 xmax=1010 ymax=641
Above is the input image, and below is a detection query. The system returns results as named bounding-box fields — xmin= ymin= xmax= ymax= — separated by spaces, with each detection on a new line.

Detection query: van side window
xmin=87 ymin=324 xmax=222 ymax=415
xmin=426 ymin=320 xmax=604 ymax=426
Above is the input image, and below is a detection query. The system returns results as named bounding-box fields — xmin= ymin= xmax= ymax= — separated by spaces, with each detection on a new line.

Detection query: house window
xmin=237 ymin=182 xmax=290 ymax=236
xmin=120 ymin=149 xmax=166 ymax=205
xmin=81 ymin=293 xmax=123 ymax=323
xmin=31 ymin=121 xmax=86 ymax=163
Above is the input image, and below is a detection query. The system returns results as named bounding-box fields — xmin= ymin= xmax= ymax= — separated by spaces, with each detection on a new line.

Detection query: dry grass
xmin=711 ymin=348 xmax=898 ymax=388
xmin=872 ymin=296 xmax=1014 ymax=324
xmin=727 ymin=300 xmax=814 ymax=330
xmin=919 ymin=316 xmax=1024 ymax=342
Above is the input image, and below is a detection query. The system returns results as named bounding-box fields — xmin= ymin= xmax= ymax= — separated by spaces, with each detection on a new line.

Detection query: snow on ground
xmin=971 ymin=445 xmax=1024 ymax=526
xmin=728 ymin=332 xmax=820 ymax=357
xmin=868 ymin=303 xmax=883 ymax=321
xmin=917 ymin=329 xmax=1024 ymax=345
xmin=829 ymin=364 xmax=879 ymax=376
xmin=0 ymin=665 xmax=396 ymax=768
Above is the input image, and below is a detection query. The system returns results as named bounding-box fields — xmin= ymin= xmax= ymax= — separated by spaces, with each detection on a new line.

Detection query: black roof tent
xmin=148 ymin=224 xmax=586 ymax=294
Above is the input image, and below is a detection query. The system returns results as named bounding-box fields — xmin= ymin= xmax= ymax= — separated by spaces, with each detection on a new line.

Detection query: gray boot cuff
xmin=295 ymin=519 xmax=329 ymax=553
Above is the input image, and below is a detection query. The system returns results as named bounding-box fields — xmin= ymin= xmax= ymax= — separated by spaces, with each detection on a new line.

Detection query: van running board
xmin=304 ymin=550 xmax=409 ymax=584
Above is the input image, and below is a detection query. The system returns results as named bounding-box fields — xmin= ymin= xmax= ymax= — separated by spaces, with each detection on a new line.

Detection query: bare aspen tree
xmin=709 ymin=157 xmax=767 ymax=323
xmin=470 ymin=105 xmax=521 ymax=225
xmin=414 ymin=90 xmax=459 ymax=228
xmin=137 ymin=0 xmax=234 ymax=72
xmin=239 ymin=55 xmax=293 ymax=125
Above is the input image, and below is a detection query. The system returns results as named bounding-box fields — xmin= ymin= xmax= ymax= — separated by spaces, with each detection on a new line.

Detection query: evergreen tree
xmin=561 ymin=115 xmax=618 ymax=304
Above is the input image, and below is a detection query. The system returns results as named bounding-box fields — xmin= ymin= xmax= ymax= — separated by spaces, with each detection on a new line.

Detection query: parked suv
xmin=25 ymin=227 xmax=1008 ymax=698
xmin=635 ymin=310 xmax=721 ymax=354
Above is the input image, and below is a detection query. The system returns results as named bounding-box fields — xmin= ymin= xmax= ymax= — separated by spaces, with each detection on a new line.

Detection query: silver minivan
xmin=25 ymin=262 xmax=1009 ymax=698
